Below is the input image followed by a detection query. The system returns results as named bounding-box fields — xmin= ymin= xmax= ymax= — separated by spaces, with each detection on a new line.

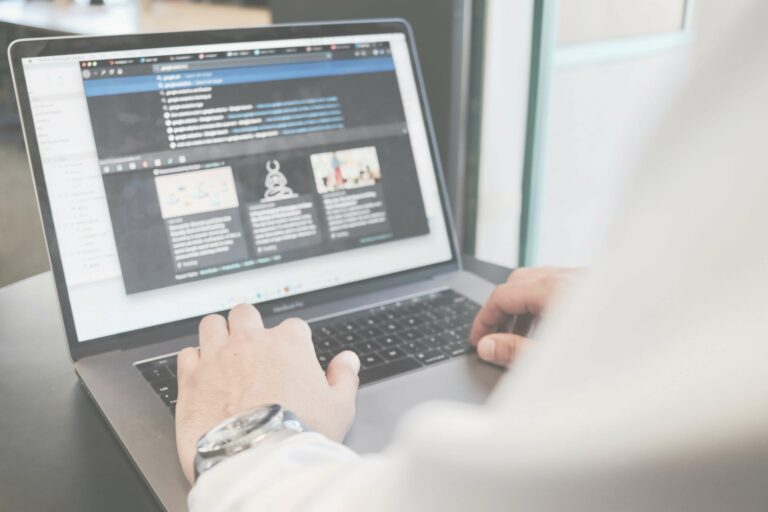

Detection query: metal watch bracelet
xmin=193 ymin=404 xmax=306 ymax=482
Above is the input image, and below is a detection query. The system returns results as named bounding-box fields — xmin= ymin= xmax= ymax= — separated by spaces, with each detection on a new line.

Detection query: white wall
xmin=534 ymin=45 xmax=694 ymax=265
xmin=531 ymin=1 xmax=756 ymax=266
xmin=473 ymin=0 xmax=533 ymax=268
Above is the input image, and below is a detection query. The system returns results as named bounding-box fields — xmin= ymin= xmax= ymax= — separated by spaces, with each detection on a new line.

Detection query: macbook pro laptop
xmin=9 ymin=20 xmax=503 ymax=511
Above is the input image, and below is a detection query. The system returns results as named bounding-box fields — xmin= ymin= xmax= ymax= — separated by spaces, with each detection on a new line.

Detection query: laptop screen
xmin=21 ymin=32 xmax=453 ymax=342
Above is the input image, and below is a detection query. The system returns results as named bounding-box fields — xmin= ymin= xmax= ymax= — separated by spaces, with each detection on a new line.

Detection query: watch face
xmin=197 ymin=404 xmax=281 ymax=456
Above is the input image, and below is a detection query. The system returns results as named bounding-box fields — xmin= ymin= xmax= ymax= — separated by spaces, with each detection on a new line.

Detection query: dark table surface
xmin=0 ymin=272 xmax=161 ymax=512
xmin=0 ymin=257 xmax=510 ymax=511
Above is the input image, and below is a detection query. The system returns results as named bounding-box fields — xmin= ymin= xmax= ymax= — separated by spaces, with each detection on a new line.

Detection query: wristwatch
xmin=193 ymin=404 xmax=306 ymax=481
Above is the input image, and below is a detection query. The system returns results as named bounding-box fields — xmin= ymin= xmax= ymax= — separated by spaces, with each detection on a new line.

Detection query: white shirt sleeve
xmin=189 ymin=433 xmax=362 ymax=512
xmin=190 ymin=3 xmax=768 ymax=511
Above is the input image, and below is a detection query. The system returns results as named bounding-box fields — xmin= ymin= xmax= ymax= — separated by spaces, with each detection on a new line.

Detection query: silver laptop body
xmin=10 ymin=20 xmax=503 ymax=511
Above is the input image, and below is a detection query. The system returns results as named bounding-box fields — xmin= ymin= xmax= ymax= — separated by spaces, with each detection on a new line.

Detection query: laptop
xmin=9 ymin=20 xmax=503 ymax=511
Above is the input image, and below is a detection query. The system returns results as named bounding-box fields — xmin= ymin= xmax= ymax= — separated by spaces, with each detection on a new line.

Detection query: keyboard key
xmin=352 ymin=340 xmax=383 ymax=354
xmin=140 ymin=366 xmax=172 ymax=382
xmin=359 ymin=326 xmax=384 ymax=338
xmin=458 ymin=302 xmax=481 ymax=315
xmin=415 ymin=350 xmax=449 ymax=365
xmin=443 ymin=329 xmax=462 ymax=342
xmin=402 ymin=340 xmax=427 ymax=354
xmin=395 ymin=304 xmax=419 ymax=317
xmin=326 ymin=346 xmax=347 ymax=357
xmin=359 ymin=352 xmax=386 ymax=368
xmin=338 ymin=332 xmax=362 ymax=345
xmin=152 ymin=357 xmax=175 ymax=368
xmin=151 ymin=378 xmax=176 ymax=394
xmin=429 ymin=292 xmax=457 ymax=307
xmin=399 ymin=328 xmax=422 ymax=342
xmin=373 ymin=310 xmax=398 ymax=322
xmin=401 ymin=316 xmax=423 ymax=327
xmin=315 ymin=325 xmax=339 ymax=337
xmin=314 ymin=337 xmax=338 ymax=350
xmin=358 ymin=357 xmax=423 ymax=385
xmin=159 ymin=391 xmax=177 ymax=406
xmin=382 ymin=322 xmax=401 ymax=332
xmin=359 ymin=315 xmax=381 ymax=327
xmin=419 ymin=322 xmax=443 ymax=336
xmin=455 ymin=323 xmax=472 ymax=338
xmin=419 ymin=335 xmax=444 ymax=349
xmin=445 ymin=344 xmax=472 ymax=357
xmin=135 ymin=361 xmax=152 ymax=372
xmin=339 ymin=321 xmax=359 ymax=332
xmin=378 ymin=347 xmax=407 ymax=361
xmin=375 ymin=334 xmax=403 ymax=347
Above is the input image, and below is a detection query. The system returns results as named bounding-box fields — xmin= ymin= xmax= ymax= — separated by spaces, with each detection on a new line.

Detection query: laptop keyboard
xmin=134 ymin=289 xmax=480 ymax=415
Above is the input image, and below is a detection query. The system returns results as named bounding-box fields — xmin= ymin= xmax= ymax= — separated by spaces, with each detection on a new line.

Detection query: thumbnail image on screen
xmin=311 ymin=146 xmax=382 ymax=193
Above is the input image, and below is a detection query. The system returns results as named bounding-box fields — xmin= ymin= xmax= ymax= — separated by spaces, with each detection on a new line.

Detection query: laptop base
xmin=76 ymin=269 xmax=502 ymax=511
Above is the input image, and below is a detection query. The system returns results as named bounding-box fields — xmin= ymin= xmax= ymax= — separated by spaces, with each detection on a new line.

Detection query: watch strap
xmin=193 ymin=407 xmax=305 ymax=482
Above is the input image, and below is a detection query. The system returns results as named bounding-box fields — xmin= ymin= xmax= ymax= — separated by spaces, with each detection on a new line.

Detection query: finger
xmin=507 ymin=266 xmax=559 ymax=283
xmin=476 ymin=333 xmax=528 ymax=367
xmin=227 ymin=303 xmax=265 ymax=339
xmin=326 ymin=350 xmax=361 ymax=399
xmin=176 ymin=346 xmax=200 ymax=383
xmin=199 ymin=314 xmax=228 ymax=355
xmin=272 ymin=317 xmax=312 ymax=344
xmin=506 ymin=267 xmax=535 ymax=281
xmin=470 ymin=281 xmax=551 ymax=345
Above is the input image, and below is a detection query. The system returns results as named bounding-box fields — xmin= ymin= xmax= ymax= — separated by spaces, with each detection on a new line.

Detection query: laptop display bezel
xmin=9 ymin=20 xmax=461 ymax=361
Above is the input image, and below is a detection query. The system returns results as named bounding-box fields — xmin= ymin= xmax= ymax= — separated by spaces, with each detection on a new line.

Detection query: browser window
xmin=22 ymin=33 xmax=452 ymax=341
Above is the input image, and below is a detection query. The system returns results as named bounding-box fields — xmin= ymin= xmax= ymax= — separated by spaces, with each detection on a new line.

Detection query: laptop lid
xmin=9 ymin=21 xmax=459 ymax=361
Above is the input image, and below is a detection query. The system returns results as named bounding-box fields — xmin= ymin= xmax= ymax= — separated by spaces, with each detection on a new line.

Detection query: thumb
xmin=326 ymin=350 xmax=361 ymax=398
xmin=476 ymin=333 xmax=529 ymax=367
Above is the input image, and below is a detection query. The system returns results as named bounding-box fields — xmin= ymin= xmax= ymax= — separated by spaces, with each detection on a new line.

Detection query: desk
xmin=0 ymin=273 xmax=160 ymax=511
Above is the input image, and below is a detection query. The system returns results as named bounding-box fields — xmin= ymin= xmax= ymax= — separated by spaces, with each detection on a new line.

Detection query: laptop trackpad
xmin=345 ymin=355 xmax=503 ymax=453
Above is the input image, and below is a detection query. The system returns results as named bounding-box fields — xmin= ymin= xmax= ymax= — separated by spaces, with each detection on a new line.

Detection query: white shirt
xmin=190 ymin=2 xmax=768 ymax=510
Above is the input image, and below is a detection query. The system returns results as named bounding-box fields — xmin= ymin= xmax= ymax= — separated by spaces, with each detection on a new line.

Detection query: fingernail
xmin=477 ymin=336 xmax=496 ymax=362
xmin=338 ymin=350 xmax=361 ymax=375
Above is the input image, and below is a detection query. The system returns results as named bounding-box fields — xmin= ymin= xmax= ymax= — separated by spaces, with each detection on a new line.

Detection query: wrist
xmin=193 ymin=404 xmax=307 ymax=482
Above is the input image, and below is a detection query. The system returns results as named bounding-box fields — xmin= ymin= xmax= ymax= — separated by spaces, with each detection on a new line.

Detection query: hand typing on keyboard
xmin=469 ymin=267 xmax=579 ymax=367
xmin=174 ymin=303 xmax=361 ymax=485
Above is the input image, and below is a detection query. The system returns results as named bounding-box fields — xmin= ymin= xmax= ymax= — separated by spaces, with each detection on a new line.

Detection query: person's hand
xmin=174 ymin=303 xmax=361 ymax=484
xmin=469 ymin=267 xmax=577 ymax=367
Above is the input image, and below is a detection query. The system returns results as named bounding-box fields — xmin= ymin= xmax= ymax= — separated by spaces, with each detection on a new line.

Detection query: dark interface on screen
xmin=79 ymin=41 xmax=430 ymax=294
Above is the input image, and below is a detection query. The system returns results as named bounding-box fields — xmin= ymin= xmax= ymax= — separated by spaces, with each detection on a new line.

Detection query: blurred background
xmin=0 ymin=0 xmax=739 ymax=287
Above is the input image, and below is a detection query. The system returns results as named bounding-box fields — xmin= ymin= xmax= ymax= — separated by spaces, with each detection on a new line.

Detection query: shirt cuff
xmin=189 ymin=432 xmax=359 ymax=512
